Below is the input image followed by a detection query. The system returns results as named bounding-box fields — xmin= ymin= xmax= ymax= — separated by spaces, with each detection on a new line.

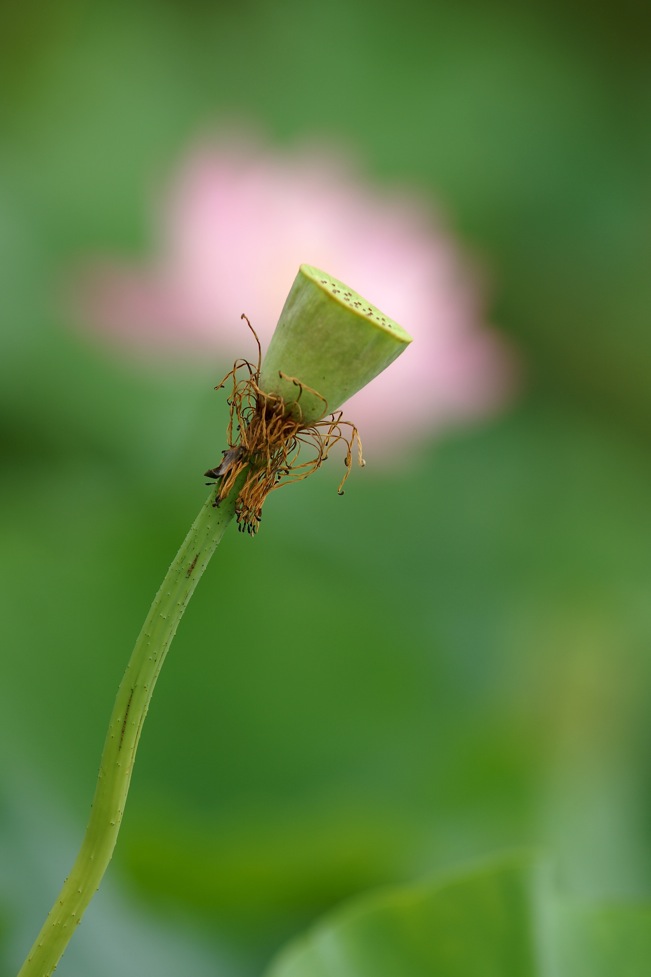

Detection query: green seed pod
xmin=259 ymin=264 xmax=413 ymax=424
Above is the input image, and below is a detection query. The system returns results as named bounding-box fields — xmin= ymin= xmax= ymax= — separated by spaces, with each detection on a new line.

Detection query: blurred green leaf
xmin=555 ymin=901 xmax=651 ymax=977
xmin=265 ymin=853 xmax=544 ymax=977
xmin=265 ymin=853 xmax=651 ymax=977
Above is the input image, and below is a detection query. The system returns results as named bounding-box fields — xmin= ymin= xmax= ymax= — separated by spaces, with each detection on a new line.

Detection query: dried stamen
xmin=205 ymin=315 xmax=365 ymax=535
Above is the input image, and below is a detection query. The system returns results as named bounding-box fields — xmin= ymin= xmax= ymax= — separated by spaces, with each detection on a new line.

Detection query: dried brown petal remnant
xmin=205 ymin=316 xmax=365 ymax=535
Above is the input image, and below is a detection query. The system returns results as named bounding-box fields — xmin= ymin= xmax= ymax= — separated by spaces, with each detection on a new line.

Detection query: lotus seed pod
xmin=259 ymin=264 xmax=413 ymax=424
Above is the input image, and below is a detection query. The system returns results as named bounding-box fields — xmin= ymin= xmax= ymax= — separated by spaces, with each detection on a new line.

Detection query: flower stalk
xmin=18 ymin=266 xmax=411 ymax=976
xmin=17 ymin=480 xmax=244 ymax=977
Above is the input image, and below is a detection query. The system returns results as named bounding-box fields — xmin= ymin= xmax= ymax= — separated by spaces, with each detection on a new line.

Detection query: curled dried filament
xmin=205 ymin=316 xmax=364 ymax=535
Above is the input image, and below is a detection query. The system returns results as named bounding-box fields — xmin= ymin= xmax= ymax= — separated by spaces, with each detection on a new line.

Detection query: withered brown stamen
xmin=205 ymin=315 xmax=364 ymax=535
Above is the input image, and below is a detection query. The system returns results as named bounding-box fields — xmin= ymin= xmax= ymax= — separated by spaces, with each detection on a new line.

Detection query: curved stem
xmin=18 ymin=484 xmax=241 ymax=977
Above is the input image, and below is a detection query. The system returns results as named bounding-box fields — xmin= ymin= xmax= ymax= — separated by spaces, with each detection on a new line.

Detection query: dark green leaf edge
xmin=264 ymin=850 xmax=651 ymax=977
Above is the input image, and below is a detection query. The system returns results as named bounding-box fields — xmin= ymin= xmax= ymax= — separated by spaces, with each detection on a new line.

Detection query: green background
xmin=2 ymin=1 xmax=650 ymax=973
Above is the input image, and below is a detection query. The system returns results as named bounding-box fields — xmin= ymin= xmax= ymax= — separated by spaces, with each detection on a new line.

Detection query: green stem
xmin=18 ymin=483 xmax=242 ymax=977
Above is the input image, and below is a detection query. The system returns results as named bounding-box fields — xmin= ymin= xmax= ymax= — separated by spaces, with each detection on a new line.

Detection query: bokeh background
xmin=2 ymin=1 xmax=651 ymax=974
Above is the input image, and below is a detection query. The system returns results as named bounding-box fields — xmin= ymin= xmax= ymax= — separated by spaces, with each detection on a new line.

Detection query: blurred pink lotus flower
xmin=74 ymin=132 xmax=517 ymax=458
